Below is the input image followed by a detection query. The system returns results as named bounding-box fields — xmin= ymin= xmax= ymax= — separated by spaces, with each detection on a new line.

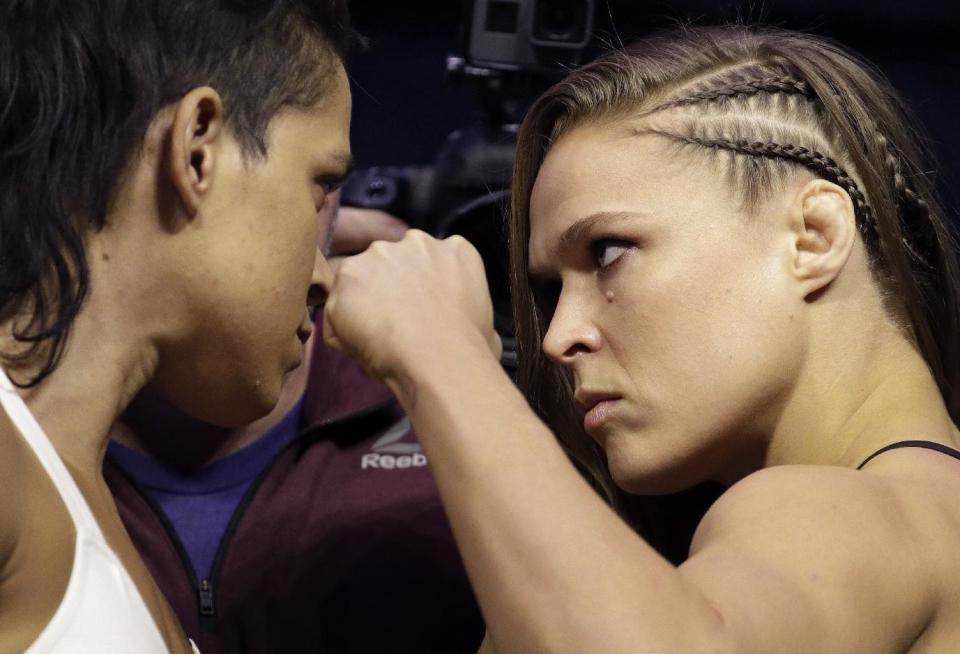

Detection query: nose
xmin=541 ymin=290 xmax=603 ymax=365
xmin=318 ymin=189 xmax=343 ymax=253
xmin=307 ymin=247 xmax=333 ymax=308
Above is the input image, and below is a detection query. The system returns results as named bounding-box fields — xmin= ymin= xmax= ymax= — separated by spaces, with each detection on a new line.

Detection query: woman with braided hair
xmin=323 ymin=25 xmax=960 ymax=652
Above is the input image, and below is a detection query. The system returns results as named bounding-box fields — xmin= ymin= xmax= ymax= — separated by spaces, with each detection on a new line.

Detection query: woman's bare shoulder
xmin=688 ymin=463 xmax=917 ymax=565
xmin=692 ymin=456 xmax=958 ymax=556
xmin=682 ymin=457 xmax=959 ymax=650
xmin=0 ymin=411 xmax=27 ymax=564
xmin=0 ymin=409 xmax=77 ymax=651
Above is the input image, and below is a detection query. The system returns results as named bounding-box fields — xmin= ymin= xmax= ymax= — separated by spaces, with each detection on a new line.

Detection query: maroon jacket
xmin=105 ymin=342 xmax=484 ymax=653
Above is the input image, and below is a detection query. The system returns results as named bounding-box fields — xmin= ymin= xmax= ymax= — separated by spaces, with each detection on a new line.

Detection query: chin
xmin=192 ymin=376 xmax=283 ymax=428
xmin=150 ymin=345 xmax=290 ymax=427
xmin=605 ymin=439 xmax=700 ymax=496
xmin=608 ymin=463 xmax=672 ymax=496
xmin=233 ymin=379 xmax=284 ymax=425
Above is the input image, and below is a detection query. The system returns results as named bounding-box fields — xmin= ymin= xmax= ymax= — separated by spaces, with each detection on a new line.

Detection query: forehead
xmin=527 ymin=122 xmax=733 ymax=273
xmin=313 ymin=61 xmax=352 ymax=131
xmin=268 ymin=62 xmax=352 ymax=161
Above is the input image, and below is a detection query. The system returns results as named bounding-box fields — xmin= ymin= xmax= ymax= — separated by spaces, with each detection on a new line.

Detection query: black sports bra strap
xmin=857 ymin=439 xmax=960 ymax=470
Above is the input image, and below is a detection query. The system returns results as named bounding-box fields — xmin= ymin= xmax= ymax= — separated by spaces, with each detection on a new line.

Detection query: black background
xmin=347 ymin=0 xmax=960 ymax=221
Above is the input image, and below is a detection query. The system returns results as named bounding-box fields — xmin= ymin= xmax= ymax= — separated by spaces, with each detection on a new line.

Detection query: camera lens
xmin=532 ymin=0 xmax=588 ymax=43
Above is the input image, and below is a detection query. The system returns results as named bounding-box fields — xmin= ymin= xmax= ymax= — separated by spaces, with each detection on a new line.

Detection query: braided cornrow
xmin=873 ymin=130 xmax=937 ymax=267
xmin=659 ymin=68 xmax=938 ymax=269
xmin=660 ymin=75 xmax=815 ymax=110
xmin=510 ymin=25 xmax=960 ymax=519
xmin=657 ymin=132 xmax=875 ymax=230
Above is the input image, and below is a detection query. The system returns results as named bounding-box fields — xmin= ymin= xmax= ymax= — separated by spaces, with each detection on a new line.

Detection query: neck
xmin=4 ymin=289 xmax=159 ymax=481
xmin=2 ymin=207 xmax=185 ymax=482
xmin=110 ymin=335 xmax=313 ymax=471
xmin=765 ymin=324 xmax=958 ymax=472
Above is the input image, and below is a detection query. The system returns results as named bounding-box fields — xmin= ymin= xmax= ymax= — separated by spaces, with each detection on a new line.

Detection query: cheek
xmin=611 ymin=249 xmax=796 ymax=415
xmin=199 ymin=200 xmax=317 ymax=356
xmin=262 ymin=199 xmax=321 ymax=290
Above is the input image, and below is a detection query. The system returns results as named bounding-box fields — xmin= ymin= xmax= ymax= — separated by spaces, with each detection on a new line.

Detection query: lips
xmin=297 ymin=324 xmax=313 ymax=344
xmin=297 ymin=309 xmax=314 ymax=344
xmin=283 ymin=321 xmax=311 ymax=374
xmin=574 ymin=390 xmax=622 ymax=434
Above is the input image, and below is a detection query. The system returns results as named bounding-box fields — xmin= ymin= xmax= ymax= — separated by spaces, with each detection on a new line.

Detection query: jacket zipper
xmin=198 ymin=449 xmax=286 ymax=629
xmin=106 ymin=399 xmax=400 ymax=633
xmin=108 ymin=451 xmax=287 ymax=633
xmin=105 ymin=462 xmax=208 ymax=624
xmin=198 ymin=578 xmax=215 ymax=616
xmin=199 ymin=399 xmax=403 ymax=628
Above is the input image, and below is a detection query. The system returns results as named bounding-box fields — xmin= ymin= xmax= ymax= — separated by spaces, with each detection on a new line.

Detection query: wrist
xmin=382 ymin=327 xmax=498 ymax=410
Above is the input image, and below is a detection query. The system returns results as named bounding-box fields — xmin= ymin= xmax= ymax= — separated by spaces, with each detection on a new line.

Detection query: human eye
xmin=314 ymin=169 xmax=351 ymax=201
xmin=315 ymin=177 xmax=346 ymax=198
xmin=313 ymin=180 xmax=346 ymax=215
xmin=321 ymin=178 xmax=346 ymax=194
xmin=590 ymin=239 xmax=632 ymax=269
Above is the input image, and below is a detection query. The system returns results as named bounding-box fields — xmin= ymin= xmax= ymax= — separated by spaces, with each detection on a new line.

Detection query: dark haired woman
xmin=0 ymin=1 xmax=356 ymax=651
xmin=324 ymin=25 xmax=960 ymax=652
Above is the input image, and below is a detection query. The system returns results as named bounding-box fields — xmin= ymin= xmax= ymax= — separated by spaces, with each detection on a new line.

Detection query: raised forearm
xmin=386 ymin=342 xmax=726 ymax=653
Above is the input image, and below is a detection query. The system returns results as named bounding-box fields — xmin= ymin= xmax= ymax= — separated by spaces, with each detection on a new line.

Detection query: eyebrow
xmin=529 ymin=210 xmax=651 ymax=279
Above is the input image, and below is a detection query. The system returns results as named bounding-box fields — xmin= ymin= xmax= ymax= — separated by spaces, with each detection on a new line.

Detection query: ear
xmin=168 ymin=87 xmax=224 ymax=217
xmin=788 ymin=179 xmax=858 ymax=298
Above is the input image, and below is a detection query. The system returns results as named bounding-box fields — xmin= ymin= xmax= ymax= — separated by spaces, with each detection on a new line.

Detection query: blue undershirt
xmin=107 ymin=399 xmax=304 ymax=581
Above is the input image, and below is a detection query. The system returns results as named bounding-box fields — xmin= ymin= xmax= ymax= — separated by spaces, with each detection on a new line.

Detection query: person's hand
xmin=322 ymin=230 xmax=501 ymax=382
xmin=328 ymin=206 xmax=408 ymax=273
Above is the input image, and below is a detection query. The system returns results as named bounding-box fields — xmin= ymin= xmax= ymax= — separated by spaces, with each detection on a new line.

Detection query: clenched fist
xmin=322 ymin=230 xmax=502 ymax=382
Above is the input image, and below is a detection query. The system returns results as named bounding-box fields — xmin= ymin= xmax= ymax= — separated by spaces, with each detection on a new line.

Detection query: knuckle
xmin=447 ymin=234 xmax=468 ymax=248
xmin=456 ymin=235 xmax=480 ymax=258
xmin=335 ymin=256 xmax=356 ymax=278
xmin=368 ymin=239 xmax=395 ymax=258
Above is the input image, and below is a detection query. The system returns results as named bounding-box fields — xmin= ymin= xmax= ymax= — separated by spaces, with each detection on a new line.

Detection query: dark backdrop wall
xmin=347 ymin=0 xmax=960 ymax=221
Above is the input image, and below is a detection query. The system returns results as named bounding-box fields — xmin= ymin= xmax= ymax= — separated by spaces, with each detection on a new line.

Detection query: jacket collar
xmin=301 ymin=339 xmax=395 ymax=427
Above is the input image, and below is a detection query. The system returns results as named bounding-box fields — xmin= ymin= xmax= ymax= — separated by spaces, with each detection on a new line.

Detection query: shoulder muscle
xmin=680 ymin=465 xmax=935 ymax=654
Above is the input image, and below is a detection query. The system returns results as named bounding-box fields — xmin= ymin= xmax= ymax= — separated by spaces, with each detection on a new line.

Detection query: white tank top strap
xmin=0 ymin=367 xmax=106 ymax=540
xmin=0 ymin=366 xmax=183 ymax=651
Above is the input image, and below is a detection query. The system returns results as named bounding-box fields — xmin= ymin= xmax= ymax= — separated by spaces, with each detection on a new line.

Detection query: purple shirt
xmin=107 ymin=400 xmax=303 ymax=580
xmin=104 ymin=340 xmax=484 ymax=653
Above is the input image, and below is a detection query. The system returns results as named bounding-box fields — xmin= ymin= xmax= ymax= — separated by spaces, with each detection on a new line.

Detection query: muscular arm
xmin=386 ymin=343 xmax=724 ymax=652
xmin=387 ymin=343 xmax=934 ymax=653
xmin=324 ymin=233 xmax=936 ymax=653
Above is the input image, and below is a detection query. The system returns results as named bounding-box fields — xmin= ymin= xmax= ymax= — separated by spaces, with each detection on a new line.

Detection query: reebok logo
xmin=361 ymin=417 xmax=429 ymax=470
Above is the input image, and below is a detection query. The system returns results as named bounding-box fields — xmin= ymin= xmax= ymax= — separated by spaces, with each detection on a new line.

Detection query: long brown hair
xmin=508 ymin=25 xmax=960 ymax=520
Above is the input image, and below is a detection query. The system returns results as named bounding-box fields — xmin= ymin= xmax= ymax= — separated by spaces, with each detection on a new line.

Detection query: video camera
xmin=341 ymin=0 xmax=596 ymax=371
xmin=455 ymin=0 xmax=594 ymax=74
